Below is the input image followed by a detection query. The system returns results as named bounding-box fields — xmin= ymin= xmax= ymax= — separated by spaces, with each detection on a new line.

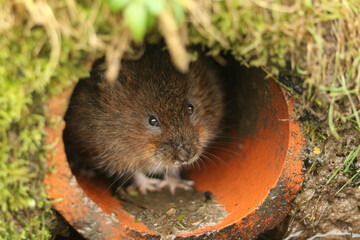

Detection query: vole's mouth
xmin=173 ymin=154 xmax=200 ymax=167
xmin=173 ymin=161 xmax=182 ymax=167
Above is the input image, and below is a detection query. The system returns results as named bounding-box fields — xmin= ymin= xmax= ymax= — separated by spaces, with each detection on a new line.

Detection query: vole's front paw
xmin=158 ymin=177 xmax=194 ymax=195
xmin=129 ymin=172 xmax=162 ymax=194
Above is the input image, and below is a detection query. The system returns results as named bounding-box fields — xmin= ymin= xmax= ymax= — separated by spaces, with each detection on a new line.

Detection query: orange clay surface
xmin=44 ymin=78 xmax=304 ymax=240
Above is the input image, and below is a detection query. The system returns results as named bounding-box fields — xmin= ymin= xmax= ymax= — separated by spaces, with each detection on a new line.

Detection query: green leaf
xmin=147 ymin=0 xmax=165 ymax=15
xmin=105 ymin=0 xmax=130 ymax=12
xmin=124 ymin=3 xmax=148 ymax=41
xmin=177 ymin=213 xmax=185 ymax=221
xmin=146 ymin=14 xmax=156 ymax=31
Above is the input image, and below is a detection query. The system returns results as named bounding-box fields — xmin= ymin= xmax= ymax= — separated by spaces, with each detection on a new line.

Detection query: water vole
xmin=64 ymin=45 xmax=224 ymax=194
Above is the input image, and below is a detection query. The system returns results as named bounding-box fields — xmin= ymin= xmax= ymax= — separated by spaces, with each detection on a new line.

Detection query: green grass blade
xmin=344 ymin=145 xmax=360 ymax=173
xmin=327 ymin=149 xmax=354 ymax=184
xmin=336 ymin=170 xmax=360 ymax=195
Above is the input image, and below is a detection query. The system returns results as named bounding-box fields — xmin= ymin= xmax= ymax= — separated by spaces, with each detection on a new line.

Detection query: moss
xmin=1 ymin=0 xmax=360 ymax=238
xmin=0 ymin=30 xmax=49 ymax=239
xmin=0 ymin=1 xmax=95 ymax=238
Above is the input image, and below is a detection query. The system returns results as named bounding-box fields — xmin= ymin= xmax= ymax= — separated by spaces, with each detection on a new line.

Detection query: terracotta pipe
xmin=44 ymin=68 xmax=304 ymax=239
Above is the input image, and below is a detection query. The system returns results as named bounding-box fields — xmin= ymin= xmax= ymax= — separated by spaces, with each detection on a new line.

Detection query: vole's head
xmin=138 ymin=79 xmax=203 ymax=168
xmin=91 ymin=47 xmax=223 ymax=172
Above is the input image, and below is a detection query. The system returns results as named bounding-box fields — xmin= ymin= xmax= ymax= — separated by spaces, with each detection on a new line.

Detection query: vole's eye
xmin=188 ymin=104 xmax=194 ymax=115
xmin=149 ymin=116 xmax=159 ymax=127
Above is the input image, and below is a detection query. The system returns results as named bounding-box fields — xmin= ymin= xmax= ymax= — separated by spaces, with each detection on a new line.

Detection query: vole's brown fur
xmin=64 ymin=45 xmax=223 ymax=193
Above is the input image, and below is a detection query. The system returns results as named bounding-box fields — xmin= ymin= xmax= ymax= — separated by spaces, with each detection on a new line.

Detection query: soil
xmin=284 ymin=127 xmax=360 ymax=239
xmin=116 ymin=187 xmax=228 ymax=238
xmin=258 ymin=107 xmax=360 ymax=240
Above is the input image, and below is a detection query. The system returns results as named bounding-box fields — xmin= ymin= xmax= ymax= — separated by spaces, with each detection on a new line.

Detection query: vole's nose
xmin=178 ymin=144 xmax=196 ymax=163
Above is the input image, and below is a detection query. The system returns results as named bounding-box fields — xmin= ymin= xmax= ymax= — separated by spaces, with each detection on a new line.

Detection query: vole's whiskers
xmin=216 ymin=135 xmax=244 ymax=140
xmin=200 ymin=154 xmax=215 ymax=168
xmin=193 ymin=158 xmax=201 ymax=171
xmin=100 ymin=169 xmax=131 ymax=196
xmin=148 ymin=162 xmax=163 ymax=179
xmin=114 ymin=165 xmax=146 ymax=193
xmin=203 ymin=150 xmax=229 ymax=168
xmin=101 ymin=152 xmax=157 ymax=195
xmin=206 ymin=145 xmax=242 ymax=156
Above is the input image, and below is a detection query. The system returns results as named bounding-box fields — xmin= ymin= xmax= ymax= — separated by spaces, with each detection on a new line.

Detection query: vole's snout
xmin=178 ymin=143 xmax=196 ymax=163
xmin=162 ymin=136 xmax=200 ymax=166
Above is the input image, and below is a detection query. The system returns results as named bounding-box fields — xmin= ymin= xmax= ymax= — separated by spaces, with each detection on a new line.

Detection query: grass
xmin=327 ymin=145 xmax=360 ymax=194
xmin=1 ymin=0 xmax=360 ymax=238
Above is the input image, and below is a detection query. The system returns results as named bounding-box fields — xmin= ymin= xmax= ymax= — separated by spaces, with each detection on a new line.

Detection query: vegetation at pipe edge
xmin=0 ymin=0 xmax=359 ymax=238
xmin=103 ymin=0 xmax=184 ymax=42
xmin=327 ymin=145 xmax=360 ymax=194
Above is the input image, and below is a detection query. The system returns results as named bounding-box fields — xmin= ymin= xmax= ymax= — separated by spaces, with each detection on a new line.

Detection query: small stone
xmin=111 ymin=212 xmax=119 ymax=223
xmin=166 ymin=208 xmax=176 ymax=216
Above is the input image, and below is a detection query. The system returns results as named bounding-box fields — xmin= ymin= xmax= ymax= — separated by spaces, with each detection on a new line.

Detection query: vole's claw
xmin=131 ymin=170 xmax=194 ymax=194
xmin=131 ymin=172 xmax=162 ymax=194
xmin=158 ymin=178 xmax=194 ymax=195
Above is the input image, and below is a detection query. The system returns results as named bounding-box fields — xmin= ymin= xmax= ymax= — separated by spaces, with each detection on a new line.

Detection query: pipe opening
xmin=54 ymin=52 xmax=303 ymax=239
